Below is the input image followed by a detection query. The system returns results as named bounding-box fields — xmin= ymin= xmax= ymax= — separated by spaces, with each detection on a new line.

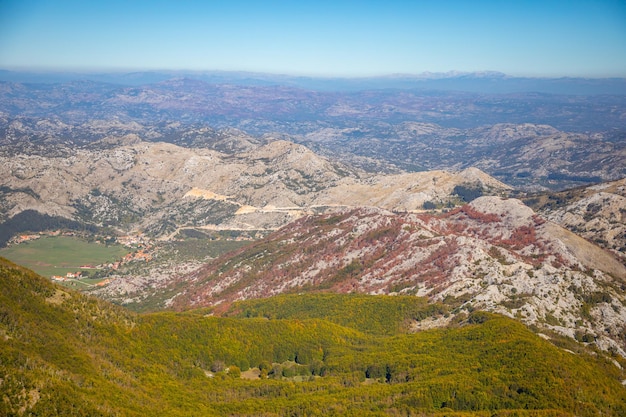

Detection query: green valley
xmin=0 ymin=236 xmax=128 ymax=286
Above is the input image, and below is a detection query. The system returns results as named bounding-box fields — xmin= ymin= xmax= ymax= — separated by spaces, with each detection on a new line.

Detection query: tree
xmin=453 ymin=184 xmax=483 ymax=202
xmin=227 ymin=365 xmax=241 ymax=378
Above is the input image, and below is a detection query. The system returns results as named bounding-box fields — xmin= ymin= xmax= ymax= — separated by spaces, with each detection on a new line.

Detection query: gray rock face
xmin=0 ymin=139 xmax=508 ymax=235
xmin=526 ymin=179 xmax=626 ymax=264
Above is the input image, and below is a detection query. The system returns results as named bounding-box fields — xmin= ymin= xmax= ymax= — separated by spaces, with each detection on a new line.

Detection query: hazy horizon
xmin=2 ymin=67 xmax=625 ymax=80
xmin=1 ymin=0 xmax=626 ymax=78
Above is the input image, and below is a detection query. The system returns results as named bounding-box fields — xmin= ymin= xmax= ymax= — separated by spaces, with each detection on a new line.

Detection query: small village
xmin=49 ymin=242 xmax=156 ymax=286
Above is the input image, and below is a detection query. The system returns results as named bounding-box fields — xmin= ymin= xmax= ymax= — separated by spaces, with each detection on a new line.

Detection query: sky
xmin=0 ymin=0 xmax=625 ymax=78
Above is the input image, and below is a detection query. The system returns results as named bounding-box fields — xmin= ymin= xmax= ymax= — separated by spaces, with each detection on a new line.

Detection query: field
xmin=0 ymin=235 xmax=128 ymax=282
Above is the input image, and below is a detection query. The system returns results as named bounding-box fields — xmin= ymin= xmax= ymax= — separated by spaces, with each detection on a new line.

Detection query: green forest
xmin=1 ymin=257 xmax=625 ymax=416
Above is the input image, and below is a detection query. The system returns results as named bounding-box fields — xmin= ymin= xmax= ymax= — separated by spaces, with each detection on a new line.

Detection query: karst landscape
xmin=0 ymin=69 xmax=625 ymax=416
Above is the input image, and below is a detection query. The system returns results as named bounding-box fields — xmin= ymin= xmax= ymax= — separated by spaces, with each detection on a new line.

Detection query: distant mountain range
xmin=1 ymin=76 xmax=625 ymax=191
xmin=2 ymin=68 xmax=626 ymax=94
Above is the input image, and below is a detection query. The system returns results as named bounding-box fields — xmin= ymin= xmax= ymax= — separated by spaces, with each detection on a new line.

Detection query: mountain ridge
xmin=2 ymin=70 xmax=624 ymax=193
xmin=0 ymin=138 xmax=508 ymax=237
xmin=163 ymin=196 xmax=626 ymax=355
xmin=2 ymin=69 xmax=626 ymax=94
xmin=1 ymin=71 xmax=625 ymax=370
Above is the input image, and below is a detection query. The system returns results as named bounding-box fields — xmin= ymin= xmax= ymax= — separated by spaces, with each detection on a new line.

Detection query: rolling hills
xmin=2 ymin=75 xmax=625 ymax=190
xmin=0 ymin=71 xmax=625 ymax=416
xmin=3 ymin=129 xmax=624 ymax=357
xmin=1 ymin=257 xmax=626 ymax=416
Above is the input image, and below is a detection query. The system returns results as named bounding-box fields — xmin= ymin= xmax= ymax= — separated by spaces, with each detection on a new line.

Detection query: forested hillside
xmin=1 ymin=257 xmax=625 ymax=416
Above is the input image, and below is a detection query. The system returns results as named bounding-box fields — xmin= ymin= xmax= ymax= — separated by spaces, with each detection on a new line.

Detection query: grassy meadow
xmin=0 ymin=235 xmax=128 ymax=279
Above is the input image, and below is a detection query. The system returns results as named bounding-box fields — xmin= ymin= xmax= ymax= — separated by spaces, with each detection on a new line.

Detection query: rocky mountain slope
xmin=1 ymin=73 xmax=624 ymax=363
xmin=0 ymin=138 xmax=507 ymax=239
xmin=524 ymin=178 xmax=626 ymax=264
xmin=166 ymin=196 xmax=626 ymax=355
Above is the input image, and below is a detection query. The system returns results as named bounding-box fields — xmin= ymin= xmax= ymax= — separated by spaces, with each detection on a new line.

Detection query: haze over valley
xmin=1 ymin=0 xmax=626 ymax=415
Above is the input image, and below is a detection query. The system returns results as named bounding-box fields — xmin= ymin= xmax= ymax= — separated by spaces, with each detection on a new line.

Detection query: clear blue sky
xmin=1 ymin=0 xmax=625 ymax=77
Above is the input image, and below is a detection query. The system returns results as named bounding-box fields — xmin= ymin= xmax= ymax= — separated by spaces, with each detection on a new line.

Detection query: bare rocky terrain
xmin=0 ymin=138 xmax=508 ymax=237
xmin=524 ymin=178 xmax=626 ymax=264
xmin=298 ymin=122 xmax=626 ymax=190
xmin=165 ymin=196 xmax=626 ymax=355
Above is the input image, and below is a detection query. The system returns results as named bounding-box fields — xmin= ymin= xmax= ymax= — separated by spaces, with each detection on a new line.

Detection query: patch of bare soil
xmin=240 ymin=368 xmax=261 ymax=380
